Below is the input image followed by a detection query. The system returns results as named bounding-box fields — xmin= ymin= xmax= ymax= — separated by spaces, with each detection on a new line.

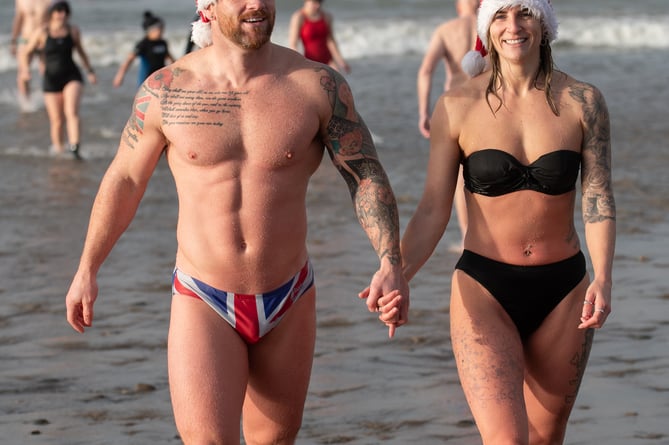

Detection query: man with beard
xmin=64 ymin=1 xmax=409 ymax=444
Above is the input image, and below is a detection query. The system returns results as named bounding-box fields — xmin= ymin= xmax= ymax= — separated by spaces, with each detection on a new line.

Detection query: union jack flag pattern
xmin=172 ymin=260 xmax=314 ymax=344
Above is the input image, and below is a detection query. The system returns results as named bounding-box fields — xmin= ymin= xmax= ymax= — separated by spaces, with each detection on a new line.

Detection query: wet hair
xmin=485 ymin=19 xmax=558 ymax=116
xmin=142 ymin=11 xmax=164 ymax=31
xmin=49 ymin=0 xmax=71 ymax=16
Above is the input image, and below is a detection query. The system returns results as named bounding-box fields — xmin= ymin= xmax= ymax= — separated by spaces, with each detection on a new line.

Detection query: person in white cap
xmin=65 ymin=0 xmax=409 ymax=443
xmin=401 ymin=0 xmax=615 ymax=443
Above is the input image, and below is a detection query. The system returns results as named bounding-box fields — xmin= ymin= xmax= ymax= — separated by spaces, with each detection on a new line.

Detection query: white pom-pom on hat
xmin=461 ymin=36 xmax=488 ymax=77
xmin=191 ymin=0 xmax=217 ymax=48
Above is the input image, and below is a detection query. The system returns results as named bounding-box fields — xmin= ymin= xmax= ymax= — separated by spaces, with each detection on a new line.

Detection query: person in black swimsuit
xmin=399 ymin=0 xmax=616 ymax=442
xmin=113 ymin=11 xmax=175 ymax=89
xmin=20 ymin=0 xmax=96 ymax=158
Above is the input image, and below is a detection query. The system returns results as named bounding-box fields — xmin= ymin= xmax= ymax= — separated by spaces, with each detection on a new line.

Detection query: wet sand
xmin=0 ymin=155 xmax=668 ymax=444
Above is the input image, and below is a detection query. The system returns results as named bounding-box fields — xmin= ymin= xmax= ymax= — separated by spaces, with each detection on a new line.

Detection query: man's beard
xmin=218 ymin=9 xmax=275 ymax=50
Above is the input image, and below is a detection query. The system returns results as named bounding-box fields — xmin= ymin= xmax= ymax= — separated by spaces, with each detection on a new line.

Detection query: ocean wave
xmin=332 ymin=15 xmax=669 ymax=56
xmin=557 ymin=16 xmax=669 ymax=49
xmin=0 ymin=15 xmax=667 ymax=73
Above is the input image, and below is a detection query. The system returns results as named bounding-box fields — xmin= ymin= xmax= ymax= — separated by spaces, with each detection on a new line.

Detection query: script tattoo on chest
xmin=161 ymin=89 xmax=249 ymax=126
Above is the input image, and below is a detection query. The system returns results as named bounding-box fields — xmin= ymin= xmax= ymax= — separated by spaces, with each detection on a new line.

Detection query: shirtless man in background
xmin=65 ymin=0 xmax=408 ymax=444
xmin=416 ymin=0 xmax=479 ymax=246
xmin=10 ymin=0 xmax=51 ymax=105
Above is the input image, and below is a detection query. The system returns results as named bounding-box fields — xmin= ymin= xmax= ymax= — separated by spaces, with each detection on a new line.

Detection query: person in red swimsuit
xmin=289 ymin=0 xmax=350 ymax=73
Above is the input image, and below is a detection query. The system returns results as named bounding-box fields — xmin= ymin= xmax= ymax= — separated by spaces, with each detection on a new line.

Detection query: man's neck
xmin=207 ymin=40 xmax=275 ymax=87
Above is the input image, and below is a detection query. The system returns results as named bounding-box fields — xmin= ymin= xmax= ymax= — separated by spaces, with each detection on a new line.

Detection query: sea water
xmin=0 ymin=1 xmax=667 ymax=444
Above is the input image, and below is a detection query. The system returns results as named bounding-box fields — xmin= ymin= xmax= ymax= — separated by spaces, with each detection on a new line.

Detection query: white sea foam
xmin=0 ymin=14 xmax=666 ymax=74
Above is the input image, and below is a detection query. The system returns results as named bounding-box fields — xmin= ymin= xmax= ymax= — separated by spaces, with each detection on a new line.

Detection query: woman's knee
xmin=45 ymin=109 xmax=64 ymax=128
xmin=243 ymin=419 xmax=301 ymax=445
xmin=529 ymin=422 xmax=568 ymax=445
xmin=175 ymin=423 xmax=239 ymax=445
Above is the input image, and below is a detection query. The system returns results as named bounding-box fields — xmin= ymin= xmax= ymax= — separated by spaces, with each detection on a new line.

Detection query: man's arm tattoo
xmin=122 ymin=84 xmax=157 ymax=150
xmin=121 ymin=68 xmax=181 ymax=149
xmin=570 ymin=82 xmax=616 ymax=224
xmin=320 ymin=68 xmax=401 ymax=265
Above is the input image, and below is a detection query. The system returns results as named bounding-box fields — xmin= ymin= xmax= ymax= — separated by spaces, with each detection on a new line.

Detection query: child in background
xmin=113 ymin=11 xmax=174 ymax=88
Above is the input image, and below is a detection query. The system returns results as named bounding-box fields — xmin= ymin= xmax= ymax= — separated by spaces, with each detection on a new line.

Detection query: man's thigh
xmin=243 ymin=287 xmax=317 ymax=444
xmin=168 ymin=293 xmax=249 ymax=443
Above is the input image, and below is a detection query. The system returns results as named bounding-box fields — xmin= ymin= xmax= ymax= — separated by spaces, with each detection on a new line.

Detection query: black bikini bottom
xmin=455 ymin=249 xmax=586 ymax=340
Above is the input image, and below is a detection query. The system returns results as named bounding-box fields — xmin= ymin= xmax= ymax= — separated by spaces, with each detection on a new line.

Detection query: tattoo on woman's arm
xmin=570 ymin=82 xmax=616 ymax=224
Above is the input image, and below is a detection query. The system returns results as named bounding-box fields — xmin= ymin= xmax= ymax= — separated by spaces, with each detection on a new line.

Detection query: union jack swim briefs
xmin=172 ymin=260 xmax=314 ymax=344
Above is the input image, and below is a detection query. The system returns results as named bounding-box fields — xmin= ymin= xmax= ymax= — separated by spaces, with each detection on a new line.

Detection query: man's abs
xmin=173 ymin=195 xmax=311 ymax=295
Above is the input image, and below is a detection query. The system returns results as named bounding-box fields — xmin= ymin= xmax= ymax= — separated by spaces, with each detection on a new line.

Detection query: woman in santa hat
xmin=400 ymin=0 xmax=616 ymax=442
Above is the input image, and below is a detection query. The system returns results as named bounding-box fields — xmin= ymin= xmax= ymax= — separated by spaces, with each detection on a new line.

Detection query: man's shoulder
xmin=274 ymin=44 xmax=332 ymax=78
xmin=438 ymin=15 xmax=474 ymax=36
xmin=22 ymin=0 xmax=49 ymax=13
xmin=153 ymin=45 xmax=332 ymax=91
xmin=16 ymin=0 xmax=29 ymax=11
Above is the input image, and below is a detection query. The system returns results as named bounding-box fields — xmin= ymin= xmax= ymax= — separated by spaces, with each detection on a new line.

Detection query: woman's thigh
xmin=450 ymin=270 xmax=529 ymax=444
xmin=523 ymin=276 xmax=594 ymax=442
xmin=43 ymin=92 xmax=64 ymax=122
xmin=62 ymin=81 xmax=83 ymax=116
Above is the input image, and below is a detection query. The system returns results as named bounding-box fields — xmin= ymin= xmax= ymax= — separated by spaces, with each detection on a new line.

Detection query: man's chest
xmin=159 ymin=88 xmax=323 ymax=167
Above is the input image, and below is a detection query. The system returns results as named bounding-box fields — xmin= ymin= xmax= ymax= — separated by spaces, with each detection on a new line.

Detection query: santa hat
xmin=191 ymin=0 xmax=217 ymax=48
xmin=461 ymin=0 xmax=558 ymax=77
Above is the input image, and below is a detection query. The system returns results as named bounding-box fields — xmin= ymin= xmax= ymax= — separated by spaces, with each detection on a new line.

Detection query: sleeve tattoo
xmin=570 ymin=82 xmax=616 ymax=224
xmin=319 ymin=68 xmax=401 ymax=265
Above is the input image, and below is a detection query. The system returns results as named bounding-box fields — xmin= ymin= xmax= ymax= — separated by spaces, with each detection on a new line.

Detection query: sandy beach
xmin=0 ymin=154 xmax=668 ymax=445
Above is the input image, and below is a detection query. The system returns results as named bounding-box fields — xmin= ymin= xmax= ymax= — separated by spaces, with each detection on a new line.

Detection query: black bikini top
xmin=462 ymin=149 xmax=581 ymax=197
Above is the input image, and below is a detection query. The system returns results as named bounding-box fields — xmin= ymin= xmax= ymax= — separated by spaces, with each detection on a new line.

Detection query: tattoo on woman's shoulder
xmin=568 ymin=82 xmax=610 ymax=154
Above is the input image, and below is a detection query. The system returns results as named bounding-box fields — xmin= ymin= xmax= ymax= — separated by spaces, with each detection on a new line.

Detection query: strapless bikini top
xmin=462 ymin=149 xmax=581 ymax=197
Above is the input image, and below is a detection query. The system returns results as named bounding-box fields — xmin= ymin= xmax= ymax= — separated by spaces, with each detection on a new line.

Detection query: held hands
xmin=578 ymin=278 xmax=612 ymax=329
xmin=358 ymin=265 xmax=410 ymax=338
xmin=65 ymin=271 xmax=99 ymax=333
